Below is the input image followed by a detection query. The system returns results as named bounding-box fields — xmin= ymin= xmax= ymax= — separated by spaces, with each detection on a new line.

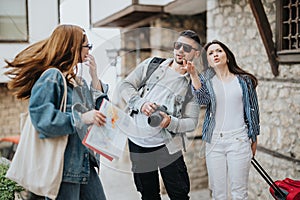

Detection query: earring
xmin=227 ymin=59 xmax=229 ymax=63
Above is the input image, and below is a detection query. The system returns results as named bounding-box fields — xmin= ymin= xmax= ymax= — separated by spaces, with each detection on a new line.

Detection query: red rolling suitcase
xmin=251 ymin=157 xmax=300 ymax=200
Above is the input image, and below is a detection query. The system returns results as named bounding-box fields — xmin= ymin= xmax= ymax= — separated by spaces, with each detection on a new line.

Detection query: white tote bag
xmin=6 ymin=68 xmax=68 ymax=199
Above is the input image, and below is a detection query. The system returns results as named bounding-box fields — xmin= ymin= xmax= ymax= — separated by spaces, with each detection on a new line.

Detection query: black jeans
xmin=128 ymin=139 xmax=190 ymax=200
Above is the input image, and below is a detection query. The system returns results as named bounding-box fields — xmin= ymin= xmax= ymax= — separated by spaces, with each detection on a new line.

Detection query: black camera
xmin=147 ymin=105 xmax=168 ymax=127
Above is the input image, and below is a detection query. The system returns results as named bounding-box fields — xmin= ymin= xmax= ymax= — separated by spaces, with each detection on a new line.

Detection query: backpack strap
xmin=181 ymin=81 xmax=193 ymax=114
xmin=137 ymin=57 xmax=166 ymax=91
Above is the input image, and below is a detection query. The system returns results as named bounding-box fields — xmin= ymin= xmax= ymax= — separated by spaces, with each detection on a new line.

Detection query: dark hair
xmin=202 ymin=40 xmax=258 ymax=88
xmin=179 ymin=30 xmax=201 ymax=47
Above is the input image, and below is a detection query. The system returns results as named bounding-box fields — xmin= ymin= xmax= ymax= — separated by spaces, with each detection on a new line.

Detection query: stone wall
xmin=0 ymin=84 xmax=28 ymax=139
xmin=0 ymin=84 xmax=28 ymax=153
xmin=206 ymin=0 xmax=300 ymax=199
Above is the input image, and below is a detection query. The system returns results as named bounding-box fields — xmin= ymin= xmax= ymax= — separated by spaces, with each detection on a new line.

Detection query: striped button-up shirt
xmin=192 ymin=68 xmax=260 ymax=143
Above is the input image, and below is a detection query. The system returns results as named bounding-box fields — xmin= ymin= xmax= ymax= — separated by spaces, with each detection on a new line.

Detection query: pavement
xmin=99 ymin=152 xmax=210 ymax=200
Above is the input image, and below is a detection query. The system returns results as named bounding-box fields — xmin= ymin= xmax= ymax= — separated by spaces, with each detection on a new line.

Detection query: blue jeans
xmin=45 ymin=165 xmax=106 ymax=200
xmin=128 ymin=139 xmax=190 ymax=200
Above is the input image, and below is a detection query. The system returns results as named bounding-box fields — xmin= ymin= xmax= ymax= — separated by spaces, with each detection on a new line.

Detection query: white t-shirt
xmin=212 ymin=75 xmax=246 ymax=132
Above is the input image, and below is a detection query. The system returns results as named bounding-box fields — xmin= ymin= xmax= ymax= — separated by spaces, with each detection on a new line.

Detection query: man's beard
xmin=175 ymin=57 xmax=183 ymax=65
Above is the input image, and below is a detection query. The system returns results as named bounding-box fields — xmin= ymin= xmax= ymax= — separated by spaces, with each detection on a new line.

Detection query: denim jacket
xmin=29 ymin=68 xmax=108 ymax=184
xmin=192 ymin=67 xmax=260 ymax=143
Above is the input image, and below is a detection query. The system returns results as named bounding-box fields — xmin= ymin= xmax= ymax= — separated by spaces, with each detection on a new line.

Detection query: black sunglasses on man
xmin=174 ymin=42 xmax=198 ymax=53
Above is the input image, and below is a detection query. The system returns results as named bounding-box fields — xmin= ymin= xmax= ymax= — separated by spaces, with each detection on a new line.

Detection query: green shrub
xmin=0 ymin=158 xmax=24 ymax=200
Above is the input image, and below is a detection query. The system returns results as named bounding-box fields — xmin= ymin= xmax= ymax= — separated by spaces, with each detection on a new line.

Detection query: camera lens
xmin=148 ymin=114 xmax=162 ymax=127
xmin=147 ymin=104 xmax=167 ymax=127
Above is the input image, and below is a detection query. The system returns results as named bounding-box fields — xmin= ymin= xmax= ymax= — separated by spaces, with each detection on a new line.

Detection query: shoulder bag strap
xmin=41 ymin=68 xmax=68 ymax=112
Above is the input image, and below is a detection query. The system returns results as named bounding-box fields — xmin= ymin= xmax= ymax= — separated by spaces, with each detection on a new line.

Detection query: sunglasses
xmin=82 ymin=43 xmax=93 ymax=50
xmin=174 ymin=42 xmax=198 ymax=53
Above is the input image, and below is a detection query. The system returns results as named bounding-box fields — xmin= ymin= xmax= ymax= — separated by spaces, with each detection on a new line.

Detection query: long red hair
xmin=5 ymin=24 xmax=86 ymax=99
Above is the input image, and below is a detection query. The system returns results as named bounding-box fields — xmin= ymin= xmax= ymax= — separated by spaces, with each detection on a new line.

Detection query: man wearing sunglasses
xmin=119 ymin=30 xmax=201 ymax=200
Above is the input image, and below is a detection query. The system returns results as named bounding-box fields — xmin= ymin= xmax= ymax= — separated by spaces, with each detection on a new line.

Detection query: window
xmin=0 ymin=0 xmax=28 ymax=42
xmin=276 ymin=0 xmax=300 ymax=63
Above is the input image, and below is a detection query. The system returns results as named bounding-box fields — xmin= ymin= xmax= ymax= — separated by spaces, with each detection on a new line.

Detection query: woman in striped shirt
xmin=184 ymin=40 xmax=260 ymax=200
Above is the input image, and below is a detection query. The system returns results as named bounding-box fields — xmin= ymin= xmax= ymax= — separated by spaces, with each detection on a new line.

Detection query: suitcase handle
xmin=251 ymin=157 xmax=287 ymax=199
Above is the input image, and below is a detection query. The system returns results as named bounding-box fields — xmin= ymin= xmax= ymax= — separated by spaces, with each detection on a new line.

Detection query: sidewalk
xmin=99 ymin=154 xmax=210 ymax=200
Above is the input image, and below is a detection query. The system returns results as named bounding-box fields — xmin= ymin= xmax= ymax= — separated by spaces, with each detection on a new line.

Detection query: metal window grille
xmin=282 ymin=0 xmax=300 ymax=50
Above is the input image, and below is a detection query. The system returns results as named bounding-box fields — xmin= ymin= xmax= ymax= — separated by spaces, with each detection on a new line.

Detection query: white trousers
xmin=205 ymin=127 xmax=252 ymax=200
